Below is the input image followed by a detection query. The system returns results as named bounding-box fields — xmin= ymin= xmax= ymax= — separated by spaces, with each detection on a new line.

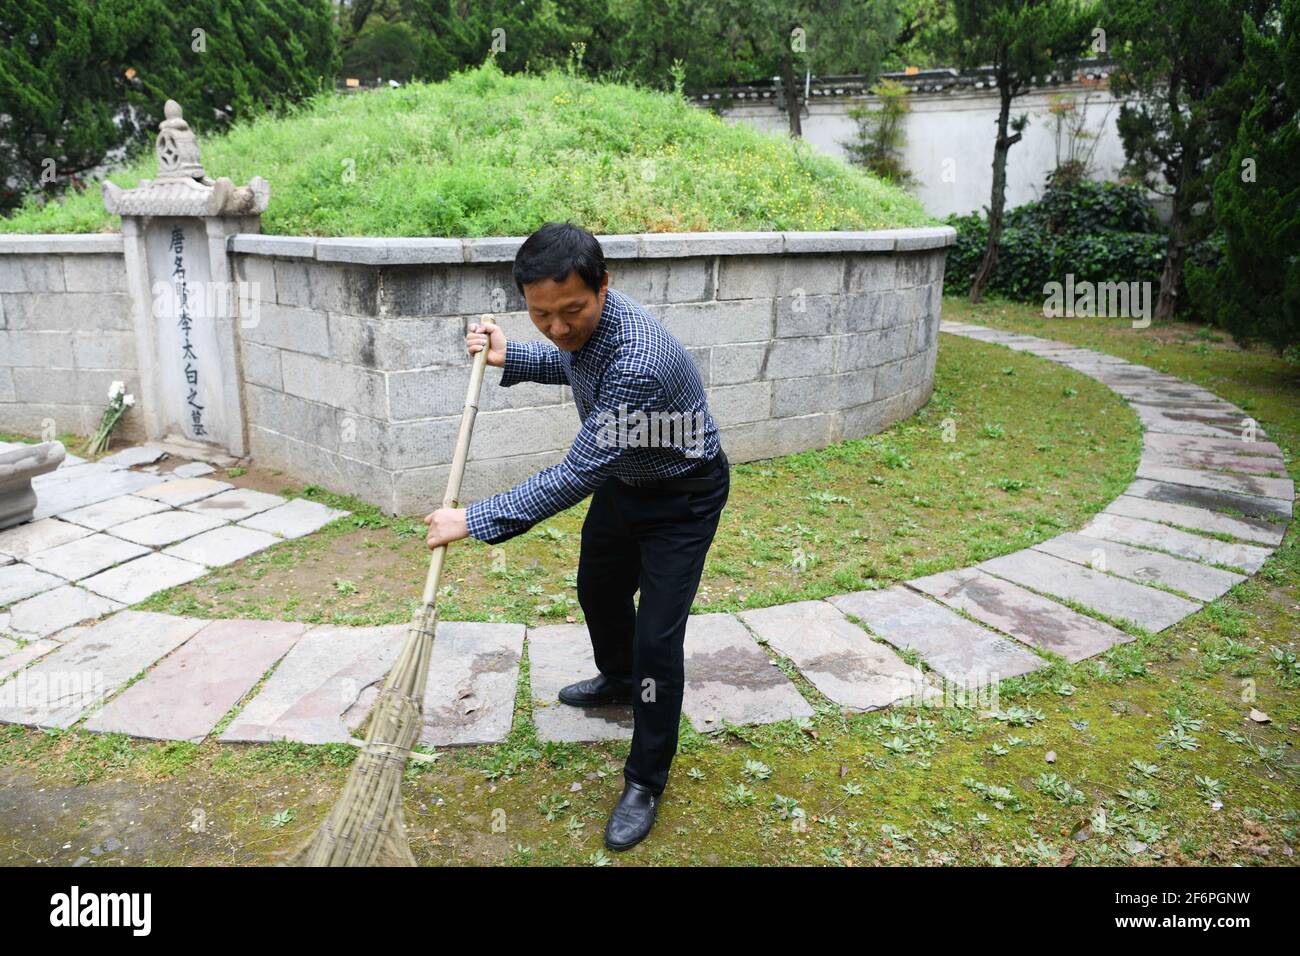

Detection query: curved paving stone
xmin=1123 ymin=478 xmax=1292 ymax=522
xmin=419 ymin=621 xmax=526 ymax=747
xmin=681 ymin=612 xmax=814 ymax=731
xmin=1140 ymin=445 xmax=1287 ymax=478
xmin=1031 ymin=532 xmax=1245 ymax=603
xmin=0 ymin=610 xmax=204 ymax=729
xmin=978 ymin=549 xmax=1200 ymax=633
xmin=907 ymin=567 xmax=1131 ymax=661
xmin=527 ymin=623 xmax=634 ymax=743
xmin=1080 ymin=513 xmax=1272 ymax=573
xmin=220 ymin=624 xmax=406 ymax=744
xmin=1142 ymin=431 xmax=1284 ymax=461
xmin=1134 ymin=463 xmax=1294 ymax=502
xmin=737 ymin=601 xmax=932 ymax=711
xmin=82 ymin=619 xmax=307 ymax=742
xmin=828 ymin=586 xmax=1045 ymax=685
xmin=1 ymin=329 xmax=1291 ymax=747
xmin=1105 ymin=495 xmax=1285 ymax=547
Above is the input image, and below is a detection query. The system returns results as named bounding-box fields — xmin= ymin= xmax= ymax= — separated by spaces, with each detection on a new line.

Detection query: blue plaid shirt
xmin=465 ymin=288 xmax=722 ymax=544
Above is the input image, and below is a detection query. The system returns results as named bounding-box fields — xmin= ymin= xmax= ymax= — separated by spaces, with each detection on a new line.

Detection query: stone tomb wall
xmin=0 ymin=235 xmax=141 ymax=442
xmin=1 ymin=227 xmax=954 ymax=514
xmin=231 ymin=228 xmax=953 ymax=514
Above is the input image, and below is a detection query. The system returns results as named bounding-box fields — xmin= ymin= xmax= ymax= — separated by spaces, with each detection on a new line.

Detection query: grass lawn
xmin=126 ymin=330 xmax=1140 ymax=626
xmin=0 ymin=298 xmax=1296 ymax=866
xmin=0 ymin=61 xmax=930 ymax=238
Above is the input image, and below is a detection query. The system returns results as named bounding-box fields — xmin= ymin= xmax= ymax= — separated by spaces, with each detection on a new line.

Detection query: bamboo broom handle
xmin=420 ymin=325 xmax=491 ymax=605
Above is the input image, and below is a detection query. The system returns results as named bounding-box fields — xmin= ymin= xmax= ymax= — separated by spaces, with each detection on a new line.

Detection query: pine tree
xmin=1185 ymin=0 xmax=1298 ymax=353
xmin=0 ymin=0 xmax=338 ymax=214
xmin=1105 ymin=0 xmax=1278 ymax=321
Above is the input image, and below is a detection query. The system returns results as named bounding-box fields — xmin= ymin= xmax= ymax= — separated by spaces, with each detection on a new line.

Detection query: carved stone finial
xmin=156 ymin=99 xmax=208 ymax=181
xmin=102 ymin=97 xmax=269 ymax=217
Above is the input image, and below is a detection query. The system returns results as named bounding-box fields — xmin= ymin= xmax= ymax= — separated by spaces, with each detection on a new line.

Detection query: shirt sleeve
xmin=465 ymin=361 xmax=662 ymax=544
xmin=500 ymin=339 xmax=568 ymax=387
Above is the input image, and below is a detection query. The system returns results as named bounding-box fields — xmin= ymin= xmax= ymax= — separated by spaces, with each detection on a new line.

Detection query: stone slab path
xmin=0 ymin=448 xmax=349 ymax=642
xmin=738 ymin=601 xmax=932 ymax=710
xmin=420 ymin=621 xmax=526 ymax=747
xmin=0 ymin=320 xmax=1293 ymax=747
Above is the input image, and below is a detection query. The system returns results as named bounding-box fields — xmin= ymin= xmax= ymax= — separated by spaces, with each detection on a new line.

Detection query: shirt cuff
xmin=499 ymin=340 xmax=530 ymax=388
xmin=464 ymin=499 xmax=499 ymax=543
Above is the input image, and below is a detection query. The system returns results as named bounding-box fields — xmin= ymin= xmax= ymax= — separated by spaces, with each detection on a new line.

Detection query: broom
xmin=289 ymin=325 xmax=491 ymax=867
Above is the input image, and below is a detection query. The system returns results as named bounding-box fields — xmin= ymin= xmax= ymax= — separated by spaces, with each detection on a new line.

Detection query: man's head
xmin=513 ymin=222 xmax=609 ymax=351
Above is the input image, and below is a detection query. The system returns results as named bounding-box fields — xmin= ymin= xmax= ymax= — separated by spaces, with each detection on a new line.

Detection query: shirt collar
xmin=570 ymin=288 xmax=619 ymax=368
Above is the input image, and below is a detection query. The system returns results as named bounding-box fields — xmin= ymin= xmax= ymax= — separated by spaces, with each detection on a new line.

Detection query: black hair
xmin=512 ymin=221 xmax=607 ymax=296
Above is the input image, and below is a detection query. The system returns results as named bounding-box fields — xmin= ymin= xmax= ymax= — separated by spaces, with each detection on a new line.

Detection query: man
xmin=422 ymin=221 xmax=730 ymax=851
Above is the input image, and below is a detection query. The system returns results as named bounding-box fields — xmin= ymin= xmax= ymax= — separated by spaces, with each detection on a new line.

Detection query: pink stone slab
xmin=219 ymin=624 xmax=405 ymax=744
xmin=82 ymin=619 xmax=307 ymax=742
xmin=0 ymin=610 xmax=205 ymax=728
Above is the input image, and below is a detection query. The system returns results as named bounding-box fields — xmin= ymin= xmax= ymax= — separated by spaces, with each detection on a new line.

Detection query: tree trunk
xmin=1155 ymin=118 xmax=1193 ymax=322
xmin=780 ymin=48 xmax=802 ymax=138
xmin=1156 ymin=204 xmax=1185 ymax=321
xmin=971 ymin=77 xmax=1020 ymax=304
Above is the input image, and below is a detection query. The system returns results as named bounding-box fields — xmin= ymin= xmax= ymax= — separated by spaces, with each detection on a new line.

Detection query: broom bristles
xmin=288 ymin=603 xmax=438 ymax=866
xmin=286 ymin=327 xmax=489 ymax=867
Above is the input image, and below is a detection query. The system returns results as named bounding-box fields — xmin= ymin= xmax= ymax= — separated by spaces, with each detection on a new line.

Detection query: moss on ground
xmin=130 ymin=332 xmax=1140 ymax=627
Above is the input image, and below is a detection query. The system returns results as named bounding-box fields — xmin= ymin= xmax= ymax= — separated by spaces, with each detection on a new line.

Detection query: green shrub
xmin=945 ymin=179 xmax=1167 ymax=300
xmin=1005 ymin=177 xmax=1161 ymax=235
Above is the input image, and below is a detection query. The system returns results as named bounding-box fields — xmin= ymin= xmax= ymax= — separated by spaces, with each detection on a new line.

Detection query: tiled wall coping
xmin=0 ymin=234 xmax=124 ymax=255
xmin=223 ymin=226 xmax=957 ymax=265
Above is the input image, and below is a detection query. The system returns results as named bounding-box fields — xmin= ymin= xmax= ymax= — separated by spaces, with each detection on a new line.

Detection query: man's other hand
xmin=467 ymin=315 xmax=507 ymax=368
xmin=424 ymin=507 xmax=469 ymax=548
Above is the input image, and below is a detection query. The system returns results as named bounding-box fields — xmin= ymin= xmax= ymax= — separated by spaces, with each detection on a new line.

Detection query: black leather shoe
xmin=604 ymin=782 xmax=657 ymax=851
xmin=557 ymin=673 xmax=635 ymax=707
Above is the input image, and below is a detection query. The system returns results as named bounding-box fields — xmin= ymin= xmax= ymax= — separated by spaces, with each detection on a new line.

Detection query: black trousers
xmin=575 ymin=461 xmax=730 ymax=796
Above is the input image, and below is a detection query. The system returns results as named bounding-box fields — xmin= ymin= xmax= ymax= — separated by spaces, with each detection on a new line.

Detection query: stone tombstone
xmin=103 ymin=100 xmax=270 ymax=457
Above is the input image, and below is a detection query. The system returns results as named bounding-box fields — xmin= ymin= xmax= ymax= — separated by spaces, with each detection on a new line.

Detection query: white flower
xmin=123 ymin=394 xmax=136 ymax=408
xmin=108 ymin=380 xmax=125 ymax=399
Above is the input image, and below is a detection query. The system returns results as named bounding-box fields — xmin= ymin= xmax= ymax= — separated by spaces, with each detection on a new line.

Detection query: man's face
xmin=522 ymin=270 xmax=608 ymax=351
